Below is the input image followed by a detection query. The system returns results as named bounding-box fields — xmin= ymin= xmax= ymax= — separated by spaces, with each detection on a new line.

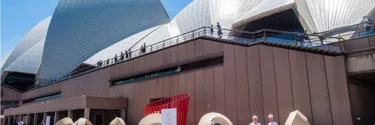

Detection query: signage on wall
xmin=161 ymin=108 xmax=177 ymax=125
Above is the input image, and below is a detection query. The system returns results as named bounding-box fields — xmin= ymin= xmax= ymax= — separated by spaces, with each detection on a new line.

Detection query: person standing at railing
xmin=129 ymin=49 xmax=132 ymax=58
xmin=210 ymin=24 xmax=214 ymax=36
xmin=114 ymin=54 xmax=118 ymax=63
xmin=143 ymin=43 xmax=147 ymax=53
xmin=106 ymin=59 xmax=110 ymax=66
xmin=217 ymin=22 xmax=223 ymax=38
xmin=140 ymin=45 xmax=144 ymax=55
xmin=125 ymin=50 xmax=129 ymax=59
xmin=363 ymin=16 xmax=373 ymax=33
xmin=97 ymin=60 xmax=102 ymax=67
xmin=120 ymin=52 xmax=124 ymax=61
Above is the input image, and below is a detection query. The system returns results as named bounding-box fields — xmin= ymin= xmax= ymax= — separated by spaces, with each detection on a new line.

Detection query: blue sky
xmin=1 ymin=0 xmax=191 ymax=62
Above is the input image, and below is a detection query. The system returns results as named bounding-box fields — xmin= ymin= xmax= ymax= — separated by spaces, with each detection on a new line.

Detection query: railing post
xmin=204 ymin=27 xmax=206 ymax=36
xmin=357 ymin=24 xmax=360 ymax=38
xmin=263 ymin=31 xmax=266 ymax=41
xmin=192 ymin=31 xmax=195 ymax=38
xmin=252 ymin=33 xmax=254 ymax=42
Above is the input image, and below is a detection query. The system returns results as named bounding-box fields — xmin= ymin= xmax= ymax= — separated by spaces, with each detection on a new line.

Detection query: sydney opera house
xmin=1 ymin=0 xmax=375 ymax=124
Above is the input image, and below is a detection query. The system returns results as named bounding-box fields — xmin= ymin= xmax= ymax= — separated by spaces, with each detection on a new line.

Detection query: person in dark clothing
xmin=106 ymin=59 xmax=110 ymax=65
xmin=120 ymin=52 xmax=124 ymax=61
xmin=140 ymin=45 xmax=144 ymax=54
xmin=97 ymin=60 xmax=102 ymax=67
xmin=210 ymin=24 xmax=214 ymax=36
xmin=143 ymin=43 xmax=146 ymax=52
xmin=125 ymin=50 xmax=129 ymax=59
xmin=114 ymin=54 xmax=118 ymax=63
xmin=128 ymin=49 xmax=132 ymax=58
xmin=217 ymin=22 xmax=223 ymax=38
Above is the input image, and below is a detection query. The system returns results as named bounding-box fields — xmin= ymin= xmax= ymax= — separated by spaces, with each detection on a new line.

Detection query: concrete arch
xmin=198 ymin=112 xmax=233 ymax=125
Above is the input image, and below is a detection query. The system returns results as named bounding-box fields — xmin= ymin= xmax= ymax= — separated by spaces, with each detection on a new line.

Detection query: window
xmin=112 ymin=56 xmax=223 ymax=85
xmin=23 ymin=92 xmax=61 ymax=104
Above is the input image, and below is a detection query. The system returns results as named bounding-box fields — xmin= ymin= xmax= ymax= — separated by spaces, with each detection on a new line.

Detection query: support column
xmin=43 ymin=112 xmax=46 ymax=122
xmin=25 ymin=114 xmax=30 ymax=125
xmin=54 ymin=111 xmax=59 ymax=124
xmin=84 ymin=108 xmax=90 ymax=119
xmin=33 ymin=113 xmax=37 ymax=125
xmin=120 ymin=109 xmax=126 ymax=122
xmin=7 ymin=116 xmax=11 ymax=125
xmin=68 ymin=110 xmax=73 ymax=118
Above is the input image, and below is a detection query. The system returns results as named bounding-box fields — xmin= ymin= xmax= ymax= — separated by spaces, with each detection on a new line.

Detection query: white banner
xmin=161 ymin=108 xmax=177 ymax=125
xmin=45 ymin=116 xmax=51 ymax=125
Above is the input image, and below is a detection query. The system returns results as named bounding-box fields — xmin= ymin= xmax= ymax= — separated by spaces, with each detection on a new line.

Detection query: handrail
xmin=30 ymin=22 xmax=375 ymax=91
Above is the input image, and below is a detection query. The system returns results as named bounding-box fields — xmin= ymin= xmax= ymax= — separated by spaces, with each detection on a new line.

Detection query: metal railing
xmin=322 ymin=21 xmax=375 ymax=53
xmin=30 ymin=22 xmax=375 ymax=90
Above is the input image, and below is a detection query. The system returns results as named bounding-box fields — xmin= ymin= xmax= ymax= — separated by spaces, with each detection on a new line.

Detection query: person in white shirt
xmin=250 ymin=115 xmax=261 ymax=125
xmin=267 ymin=114 xmax=278 ymax=125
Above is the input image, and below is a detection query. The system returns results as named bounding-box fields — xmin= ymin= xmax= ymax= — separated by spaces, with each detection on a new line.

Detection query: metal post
xmin=204 ymin=27 xmax=206 ymax=36
xmin=263 ymin=31 xmax=266 ymax=41
xmin=252 ymin=33 xmax=254 ymax=42
xmin=192 ymin=31 xmax=195 ymax=38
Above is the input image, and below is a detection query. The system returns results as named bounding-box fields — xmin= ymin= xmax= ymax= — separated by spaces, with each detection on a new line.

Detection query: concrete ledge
xmin=4 ymin=96 xmax=127 ymax=116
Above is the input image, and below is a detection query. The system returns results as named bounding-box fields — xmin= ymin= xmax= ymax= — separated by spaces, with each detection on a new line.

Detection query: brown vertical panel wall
xmin=10 ymin=39 xmax=353 ymax=125
xmin=234 ymin=46 xmax=250 ymax=125
xmin=325 ymin=56 xmax=352 ymax=125
xmin=306 ymin=53 xmax=333 ymax=125
xmin=223 ymin=44 xmax=238 ymax=125
xmin=1 ymin=86 xmax=21 ymax=101
xmin=247 ymin=45 xmax=265 ymax=124
xmin=289 ymin=50 xmax=313 ymax=123
xmin=203 ymin=68 xmax=215 ymax=113
xmin=259 ymin=45 xmax=279 ymax=123
xmin=273 ymin=47 xmax=293 ymax=125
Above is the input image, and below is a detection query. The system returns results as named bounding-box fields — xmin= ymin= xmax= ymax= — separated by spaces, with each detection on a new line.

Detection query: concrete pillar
xmin=33 ymin=113 xmax=38 ymax=125
xmin=68 ymin=110 xmax=73 ymax=118
xmin=84 ymin=108 xmax=90 ymax=119
xmin=54 ymin=111 xmax=59 ymax=124
xmin=7 ymin=116 xmax=11 ymax=125
xmin=120 ymin=109 xmax=126 ymax=122
xmin=25 ymin=114 xmax=30 ymax=125
xmin=43 ymin=112 xmax=46 ymax=122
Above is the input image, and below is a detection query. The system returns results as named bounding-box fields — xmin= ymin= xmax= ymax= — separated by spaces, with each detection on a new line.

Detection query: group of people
xmin=249 ymin=114 xmax=278 ymax=125
xmin=210 ymin=22 xmax=223 ymax=38
xmin=97 ymin=49 xmax=133 ymax=67
xmin=11 ymin=120 xmax=24 ymax=125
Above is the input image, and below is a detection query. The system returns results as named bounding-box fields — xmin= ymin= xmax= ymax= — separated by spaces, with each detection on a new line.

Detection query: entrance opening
xmin=238 ymin=9 xmax=304 ymax=32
